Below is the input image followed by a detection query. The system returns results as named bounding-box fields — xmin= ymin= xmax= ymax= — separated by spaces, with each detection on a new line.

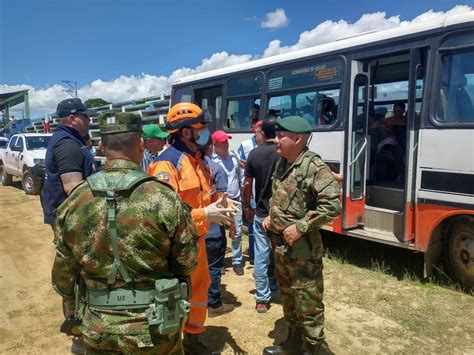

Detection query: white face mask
xmin=307 ymin=133 xmax=313 ymax=147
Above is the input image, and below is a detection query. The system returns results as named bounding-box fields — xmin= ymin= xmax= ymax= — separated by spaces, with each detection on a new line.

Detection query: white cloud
xmin=262 ymin=5 xmax=471 ymax=57
xmin=1 ymin=51 xmax=254 ymax=118
xmin=1 ymin=5 xmax=471 ymax=118
xmin=261 ymin=8 xmax=289 ymax=29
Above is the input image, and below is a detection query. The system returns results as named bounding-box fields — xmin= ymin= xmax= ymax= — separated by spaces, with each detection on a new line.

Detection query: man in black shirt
xmin=41 ymin=98 xmax=97 ymax=227
xmin=40 ymin=98 xmax=96 ymax=354
xmin=243 ymin=119 xmax=278 ymax=313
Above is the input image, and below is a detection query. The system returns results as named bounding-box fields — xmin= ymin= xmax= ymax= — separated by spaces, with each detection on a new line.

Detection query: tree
xmin=84 ymin=98 xmax=110 ymax=108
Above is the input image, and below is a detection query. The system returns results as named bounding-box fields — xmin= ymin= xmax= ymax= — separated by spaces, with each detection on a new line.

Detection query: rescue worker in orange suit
xmin=148 ymin=102 xmax=240 ymax=354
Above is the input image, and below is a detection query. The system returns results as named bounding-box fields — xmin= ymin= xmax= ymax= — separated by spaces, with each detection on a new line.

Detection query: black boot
xmin=262 ymin=326 xmax=304 ymax=355
xmin=183 ymin=333 xmax=220 ymax=355
xmin=303 ymin=340 xmax=334 ymax=355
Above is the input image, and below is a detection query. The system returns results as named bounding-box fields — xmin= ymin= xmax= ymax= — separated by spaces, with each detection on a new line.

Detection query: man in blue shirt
xmin=212 ymin=130 xmax=245 ymax=275
xmin=202 ymin=141 xmax=236 ymax=317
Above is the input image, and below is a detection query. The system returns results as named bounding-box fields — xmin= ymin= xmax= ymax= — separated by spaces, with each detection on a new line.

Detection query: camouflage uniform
xmin=52 ymin=112 xmax=198 ymax=354
xmin=268 ymin=117 xmax=341 ymax=350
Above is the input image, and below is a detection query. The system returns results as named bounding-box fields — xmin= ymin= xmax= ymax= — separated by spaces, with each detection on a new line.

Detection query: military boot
xmin=303 ymin=340 xmax=334 ymax=355
xmin=183 ymin=333 xmax=220 ymax=355
xmin=262 ymin=326 xmax=304 ymax=355
xmin=70 ymin=337 xmax=86 ymax=354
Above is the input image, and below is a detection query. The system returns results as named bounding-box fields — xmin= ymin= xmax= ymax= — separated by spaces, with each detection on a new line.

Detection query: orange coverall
xmin=148 ymin=143 xmax=213 ymax=334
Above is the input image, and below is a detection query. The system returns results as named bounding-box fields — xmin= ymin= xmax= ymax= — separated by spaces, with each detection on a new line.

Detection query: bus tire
xmin=445 ymin=216 xmax=474 ymax=291
xmin=1 ymin=166 xmax=13 ymax=186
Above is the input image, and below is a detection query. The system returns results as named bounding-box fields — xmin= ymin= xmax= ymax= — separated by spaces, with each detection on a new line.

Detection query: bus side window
xmin=268 ymin=88 xmax=339 ymax=126
xmin=438 ymin=50 xmax=474 ymax=122
xmin=226 ymin=97 xmax=260 ymax=129
xmin=226 ymin=72 xmax=263 ymax=130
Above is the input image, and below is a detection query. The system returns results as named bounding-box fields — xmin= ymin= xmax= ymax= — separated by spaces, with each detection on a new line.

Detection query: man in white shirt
xmin=212 ymin=130 xmax=245 ymax=275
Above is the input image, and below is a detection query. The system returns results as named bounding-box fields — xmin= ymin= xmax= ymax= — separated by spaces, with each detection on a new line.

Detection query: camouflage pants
xmin=275 ymin=251 xmax=325 ymax=346
xmin=83 ymin=332 xmax=183 ymax=354
xmin=81 ymin=307 xmax=183 ymax=354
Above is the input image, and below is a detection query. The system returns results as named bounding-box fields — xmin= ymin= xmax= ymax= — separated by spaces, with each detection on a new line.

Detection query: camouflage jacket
xmin=52 ymin=159 xmax=198 ymax=309
xmin=269 ymin=149 xmax=341 ymax=257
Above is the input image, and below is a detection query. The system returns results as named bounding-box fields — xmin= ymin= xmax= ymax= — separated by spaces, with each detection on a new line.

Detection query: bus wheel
xmin=445 ymin=217 xmax=474 ymax=291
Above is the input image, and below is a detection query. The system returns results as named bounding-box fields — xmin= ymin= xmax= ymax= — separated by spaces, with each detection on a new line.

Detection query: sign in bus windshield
xmin=268 ymin=60 xmax=342 ymax=91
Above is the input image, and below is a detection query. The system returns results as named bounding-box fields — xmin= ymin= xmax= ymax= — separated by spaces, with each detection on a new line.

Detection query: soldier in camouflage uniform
xmin=263 ymin=116 xmax=341 ymax=355
xmin=52 ymin=111 xmax=198 ymax=354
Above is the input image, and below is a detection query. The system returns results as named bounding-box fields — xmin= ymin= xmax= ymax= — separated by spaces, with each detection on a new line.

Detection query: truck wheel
xmin=1 ymin=166 xmax=13 ymax=186
xmin=445 ymin=216 xmax=474 ymax=291
xmin=22 ymin=170 xmax=41 ymax=195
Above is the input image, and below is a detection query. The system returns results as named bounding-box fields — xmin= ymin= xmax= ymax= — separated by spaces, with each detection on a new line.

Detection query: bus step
xmin=364 ymin=206 xmax=403 ymax=236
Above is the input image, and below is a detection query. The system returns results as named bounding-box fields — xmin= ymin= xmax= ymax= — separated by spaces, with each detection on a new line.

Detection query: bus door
xmin=194 ymin=86 xmax=223 ymax=132
xmin=403 ymin=48 xmax=424 ymax=242
xmin=342 ymin=61 xmax=369 ymax=229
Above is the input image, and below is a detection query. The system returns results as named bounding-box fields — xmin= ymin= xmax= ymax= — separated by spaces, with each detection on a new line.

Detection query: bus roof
xmin=173 ymin=11 xmax=474 ymax=86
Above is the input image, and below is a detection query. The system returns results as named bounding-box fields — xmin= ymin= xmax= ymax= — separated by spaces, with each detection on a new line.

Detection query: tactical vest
xmin=84 ymin=169 xmax=190 ymax=335
xmin=41 ymin=125 xmax=97 ymax=225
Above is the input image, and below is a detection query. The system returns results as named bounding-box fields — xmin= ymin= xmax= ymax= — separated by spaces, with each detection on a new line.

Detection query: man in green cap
xmin=141 ymin=123 xmax=170 ymax=171
xmin=262 ymin=116 xmax=341 ymax=355
xmin=52 ymin=111 xmax=198 ymax=354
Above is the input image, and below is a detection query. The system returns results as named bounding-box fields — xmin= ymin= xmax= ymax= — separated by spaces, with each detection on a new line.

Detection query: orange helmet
xmin=165 ymin=102 xmax=208 ymax=133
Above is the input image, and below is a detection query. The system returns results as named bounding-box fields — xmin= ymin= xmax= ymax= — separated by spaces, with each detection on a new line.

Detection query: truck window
xmin=15 ymin=137 xmax=24 ymax=151
xmin=26 ymin=136 xmax=51 ymax=150
xmin=8 ymin=136 xmax=18 ymax=149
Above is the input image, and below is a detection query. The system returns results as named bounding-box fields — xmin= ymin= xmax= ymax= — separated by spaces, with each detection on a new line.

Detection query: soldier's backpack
xmin=85 ymin=169 xmax=190 ymax=335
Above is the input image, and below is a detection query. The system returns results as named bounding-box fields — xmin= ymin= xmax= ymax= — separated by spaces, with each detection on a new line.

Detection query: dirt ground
xmin=0 ymin=181 xmax=473 ymax=354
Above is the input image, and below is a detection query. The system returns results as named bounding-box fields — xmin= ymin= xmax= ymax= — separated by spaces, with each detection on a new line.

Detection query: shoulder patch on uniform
xmin=156 ymin=171 xmax=171 ymax=184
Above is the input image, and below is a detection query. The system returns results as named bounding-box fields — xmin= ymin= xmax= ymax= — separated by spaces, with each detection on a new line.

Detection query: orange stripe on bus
xmin=415 ymin=203 xmax=473 ymax=252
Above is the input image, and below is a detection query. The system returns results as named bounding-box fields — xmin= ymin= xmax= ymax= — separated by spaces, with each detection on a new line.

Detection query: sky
xmin=1 ymin=0 xmax=473 ymax=118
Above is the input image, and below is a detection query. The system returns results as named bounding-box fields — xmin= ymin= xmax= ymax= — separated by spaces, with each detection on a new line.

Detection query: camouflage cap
xmin=275 ymin=116 xmax=312 ymax=133
xmin=98 ymin=111 xmax=142 ymax=135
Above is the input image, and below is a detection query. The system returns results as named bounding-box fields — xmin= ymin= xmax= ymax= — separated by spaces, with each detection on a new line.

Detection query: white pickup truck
xmin=0 ymin=133 xmax=52 ymax=194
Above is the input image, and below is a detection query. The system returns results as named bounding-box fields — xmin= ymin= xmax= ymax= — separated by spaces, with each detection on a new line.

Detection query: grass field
xmin=0 ymin=183 xmax=472 ymax=354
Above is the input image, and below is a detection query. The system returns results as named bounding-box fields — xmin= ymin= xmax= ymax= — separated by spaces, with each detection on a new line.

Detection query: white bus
xmin=171 ymin=12 xmax=474 ymax=288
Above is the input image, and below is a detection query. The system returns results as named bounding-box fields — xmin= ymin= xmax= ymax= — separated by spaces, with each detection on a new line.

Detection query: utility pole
xmin=62 ymin=80 xmax=78 ymax=98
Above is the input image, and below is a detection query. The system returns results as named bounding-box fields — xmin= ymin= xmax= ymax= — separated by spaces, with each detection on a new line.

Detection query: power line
xmin=62 ymin=80 xmax=78 ymax=98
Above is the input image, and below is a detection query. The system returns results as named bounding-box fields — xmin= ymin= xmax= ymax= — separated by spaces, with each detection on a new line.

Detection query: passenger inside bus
xmin=372 ymin=102 xmax=407 ymax=183
xmin=320 ymin=96 xmax=337 ymax=125
xmin=300 ymin=93 xmax=338 ymax=126
xmin=250 ymin=104 xmax=260 ymax=127
xmin=267 ymin=109 xmax=279 ymax=120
